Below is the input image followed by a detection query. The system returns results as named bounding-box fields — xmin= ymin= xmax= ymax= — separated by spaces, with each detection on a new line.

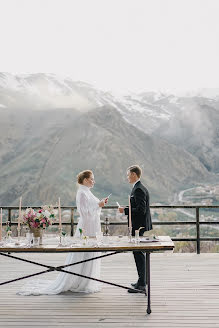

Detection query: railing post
xmin=196 ymin=207 xmax=200 ymax=254
xmin=8 ymin=208 xmax=12 ymax=228
xmin=71 ymin=208 xmax=74 ymax=236
xmin=104 ymin=217 xmax=110 ymax=236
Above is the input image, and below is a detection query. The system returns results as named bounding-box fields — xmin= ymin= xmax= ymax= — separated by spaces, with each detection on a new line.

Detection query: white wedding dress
xmin=17 ymin=185 xmax=102 ymax=295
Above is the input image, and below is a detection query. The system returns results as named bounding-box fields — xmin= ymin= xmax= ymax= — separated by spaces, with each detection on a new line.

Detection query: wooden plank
xmin=0 ymin=253 xmax=219 ymax=327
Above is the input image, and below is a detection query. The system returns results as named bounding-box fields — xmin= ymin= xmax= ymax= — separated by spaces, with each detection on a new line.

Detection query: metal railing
xmin=1 ymin=205 xmax=219 ymax=254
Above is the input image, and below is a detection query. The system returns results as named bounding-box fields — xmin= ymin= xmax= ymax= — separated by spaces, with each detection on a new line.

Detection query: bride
xmin=17 ymin=170 xmax=108 ymax=295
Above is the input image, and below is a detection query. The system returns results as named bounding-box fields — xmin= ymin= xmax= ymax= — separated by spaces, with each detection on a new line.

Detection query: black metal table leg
xmin=146 ymin=252 xmax=151 ymax=314
xmin=0 ymin=251 xmax=145 ymax=293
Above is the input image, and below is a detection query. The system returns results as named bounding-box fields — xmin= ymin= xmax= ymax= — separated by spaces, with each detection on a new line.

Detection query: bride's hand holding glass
xmin=99 ymin=198 xmax=108 ymax=207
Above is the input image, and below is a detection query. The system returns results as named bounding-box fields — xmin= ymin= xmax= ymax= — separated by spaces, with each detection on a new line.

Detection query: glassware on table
xmin=33 ymin=236 xmax=40 ymax=246
xmin=26 ymin=232 xmax=33 ymax=247
xmin=135 ymin=230 xmax=140 ymax=244
xmin=128 ymin=227 xmax=132 ymax=242
xmin=82 ymin=236 xmax=89 ymax=245
xmin=5 ymin=230 xmax=13 ymax=244
xmin=96 ymin=231 xmax=103 ymax=244
xmin=61 ymin=231 xmax=67 ymax=246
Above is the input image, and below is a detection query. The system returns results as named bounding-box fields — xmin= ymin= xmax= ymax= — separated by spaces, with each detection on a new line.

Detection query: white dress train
xmin=17 ymin=185 xmax=102 ymax=295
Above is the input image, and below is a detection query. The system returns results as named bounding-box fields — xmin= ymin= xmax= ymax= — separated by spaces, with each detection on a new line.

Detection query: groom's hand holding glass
xmin=116 ymin=201 xmax=125 ymax=213
xmin=118 ymin=207 xmax=124 ymax=213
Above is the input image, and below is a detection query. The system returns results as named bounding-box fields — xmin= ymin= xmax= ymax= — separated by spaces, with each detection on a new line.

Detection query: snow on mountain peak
xmin=1 ymin=72 xmax=219 ymax=135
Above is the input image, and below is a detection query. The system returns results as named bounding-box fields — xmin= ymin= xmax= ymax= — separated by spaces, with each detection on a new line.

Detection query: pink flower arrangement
xmin=21 ymin=205 xmax=57 ymax=229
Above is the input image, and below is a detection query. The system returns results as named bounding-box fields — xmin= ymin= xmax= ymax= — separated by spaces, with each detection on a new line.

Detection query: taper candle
xmin=128 ymin=195 xmax=132 ymax=229
xmin=18 ymin=196 xmax=22 ymax=230
xmin=58 ymin=197 xmax=62 ymax=229
xmin=0 ymin=208 xmax=2 ymax=241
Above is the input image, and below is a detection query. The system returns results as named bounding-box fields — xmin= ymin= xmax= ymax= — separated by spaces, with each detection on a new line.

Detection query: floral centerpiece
xmin=21 ymin=205 xmax=57 ymax=244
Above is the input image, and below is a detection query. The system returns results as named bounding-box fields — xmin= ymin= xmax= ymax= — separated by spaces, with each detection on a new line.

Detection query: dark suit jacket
xmin=124 ymin=181 xmax=153 ymax=234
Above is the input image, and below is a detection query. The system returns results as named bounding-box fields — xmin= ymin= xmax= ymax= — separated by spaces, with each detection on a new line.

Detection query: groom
xmin=119 ymin=165 xmax=153 ymax=293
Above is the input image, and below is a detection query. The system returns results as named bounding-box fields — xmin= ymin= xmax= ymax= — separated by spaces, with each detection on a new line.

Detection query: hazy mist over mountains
xmin=0 ymin=72 xmax=218 ymax=206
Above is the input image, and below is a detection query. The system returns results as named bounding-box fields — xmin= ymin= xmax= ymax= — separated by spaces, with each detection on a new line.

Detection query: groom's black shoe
xmin=131 ymin=282 xmax=138 ymax=288
xmin=131 ymin=282 xmax=147 ymax=288
xmin=128 ymin=285 xmax=146 ymax=294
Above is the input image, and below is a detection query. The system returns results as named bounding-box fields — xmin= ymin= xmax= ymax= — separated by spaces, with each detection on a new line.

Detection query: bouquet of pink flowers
xmin=21 ymin=205 xmax=57 ymax=229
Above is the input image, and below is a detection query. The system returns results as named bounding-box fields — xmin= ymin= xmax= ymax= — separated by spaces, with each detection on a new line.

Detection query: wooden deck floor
xmin=1 ymin=252 xmax=219 ymax=327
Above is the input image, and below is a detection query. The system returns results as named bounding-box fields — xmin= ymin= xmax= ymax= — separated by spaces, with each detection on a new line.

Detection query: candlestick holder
xmin=15 ymin=227 xmax=21 ymax=246
xmin=128 ymin=227 xmax=132 ymax=243
xmin=5 ymin=222 xmax=13 ymax=244
xmin=57 ymin=227 xmax=64 ymax=247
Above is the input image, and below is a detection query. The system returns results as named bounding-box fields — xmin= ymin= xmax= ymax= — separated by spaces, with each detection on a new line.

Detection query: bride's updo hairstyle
xmin=77 ymin=170 xmax=93 ymax=185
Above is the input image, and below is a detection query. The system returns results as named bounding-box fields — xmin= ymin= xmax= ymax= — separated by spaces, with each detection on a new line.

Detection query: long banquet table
xmin=0 ymin=235 xmax=174 ymax=314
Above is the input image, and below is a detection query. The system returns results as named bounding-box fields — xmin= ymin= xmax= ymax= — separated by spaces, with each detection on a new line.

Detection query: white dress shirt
xmin=133 ymin=179 xmax=140 ymax=188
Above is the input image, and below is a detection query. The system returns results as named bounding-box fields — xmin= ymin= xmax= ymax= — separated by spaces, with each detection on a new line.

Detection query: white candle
xmin=18 ymin=196 xmax=22 ymax=230
xmin=0 ymin=208 xmax=2 ymax=241
xmin=58 ymin=197 xmax=62 ymax=229
xmin=128 ymin=196 xmax=132 ymax=229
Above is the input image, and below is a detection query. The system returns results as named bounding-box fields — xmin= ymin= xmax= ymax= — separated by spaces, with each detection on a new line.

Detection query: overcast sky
xmin=0 ymin=0 xmax=219 ymax=93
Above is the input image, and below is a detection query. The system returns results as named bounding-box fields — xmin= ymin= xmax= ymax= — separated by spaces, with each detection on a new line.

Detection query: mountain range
xmin=0 ymin=72 xmax=218 ymax=206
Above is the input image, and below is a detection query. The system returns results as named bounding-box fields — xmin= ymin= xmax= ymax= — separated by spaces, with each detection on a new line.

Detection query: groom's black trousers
xmin=133 ymin=229 xmax=146 ymax=286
